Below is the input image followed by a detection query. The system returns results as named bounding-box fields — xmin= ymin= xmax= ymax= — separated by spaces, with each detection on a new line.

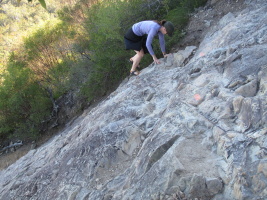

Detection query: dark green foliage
xmin=38 ymin=0 xmax=47 ymax=9
xmin=0 ymin=55 xmax=51 ymax=140
xmin=81 ymin=0 xmax=130 ymax=99
xmin=180 ymin=0 xmax=208 ymax=11
xmin=164 ymin=7 xmax=189 ymax=50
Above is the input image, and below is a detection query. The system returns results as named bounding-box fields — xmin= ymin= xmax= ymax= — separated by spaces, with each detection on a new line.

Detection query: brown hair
xmin=153 ymin=20 xmax=167 ymax=26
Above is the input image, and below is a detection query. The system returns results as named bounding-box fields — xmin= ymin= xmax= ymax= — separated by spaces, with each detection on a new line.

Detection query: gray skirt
xmin=124 ymin=28 xmax=149 ymax=54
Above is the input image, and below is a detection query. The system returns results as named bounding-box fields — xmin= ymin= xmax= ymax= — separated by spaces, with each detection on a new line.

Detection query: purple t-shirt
xmin=132 ymin=21 xmax=166 ymax=55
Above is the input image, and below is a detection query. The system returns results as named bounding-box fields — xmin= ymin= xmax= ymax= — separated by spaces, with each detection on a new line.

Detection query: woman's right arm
xmin=146 ymin=29 xmax=161 ymax=64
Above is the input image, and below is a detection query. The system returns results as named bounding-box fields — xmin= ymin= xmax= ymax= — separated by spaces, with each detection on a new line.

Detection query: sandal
xmin=130 ymin=70 xmax=140 ymax=76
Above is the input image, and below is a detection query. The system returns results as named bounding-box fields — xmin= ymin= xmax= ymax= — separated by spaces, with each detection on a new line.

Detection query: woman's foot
xmin=130 ymin=70 xmax=140 ymax=76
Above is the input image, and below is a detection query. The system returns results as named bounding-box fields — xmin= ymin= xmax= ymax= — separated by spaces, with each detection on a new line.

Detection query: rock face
xmin=1 ymin=0 xmax=267 ymax=200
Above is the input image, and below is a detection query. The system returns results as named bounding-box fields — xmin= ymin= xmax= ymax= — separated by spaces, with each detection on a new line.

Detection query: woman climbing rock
xmin=124 ymin=20 xmax=174 ymax=76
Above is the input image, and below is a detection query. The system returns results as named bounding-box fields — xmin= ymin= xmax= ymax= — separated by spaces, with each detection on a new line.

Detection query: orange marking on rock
xmin=194 ymin=94 xmax=201 ymax=101
xmin=199 ymin=52 xmax=205 ymax=57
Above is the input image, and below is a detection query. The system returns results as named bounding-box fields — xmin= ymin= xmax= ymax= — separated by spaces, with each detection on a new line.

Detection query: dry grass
xmin=0 ymin=145 xmax=32 ymax=171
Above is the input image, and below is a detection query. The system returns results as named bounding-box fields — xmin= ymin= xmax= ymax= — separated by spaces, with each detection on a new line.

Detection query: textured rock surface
xmin=1 ymin=0 xmax=267 ymax=200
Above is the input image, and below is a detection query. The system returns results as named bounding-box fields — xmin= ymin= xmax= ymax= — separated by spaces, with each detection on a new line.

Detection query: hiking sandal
xmin=130 ymin=70 xmax=140 ymax=76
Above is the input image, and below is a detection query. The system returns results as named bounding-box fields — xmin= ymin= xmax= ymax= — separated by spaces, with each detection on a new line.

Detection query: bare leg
xmin=130 ymin=54 xmax=140 ymax=68
xmin=130 ymin=54 xmax=138 ymax=62
xmin=130 ymin=49 xmax=144 ymax=73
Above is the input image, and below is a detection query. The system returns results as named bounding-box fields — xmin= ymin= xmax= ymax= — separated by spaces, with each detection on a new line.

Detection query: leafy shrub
xmin=0 ymin=17 xmax=91 ymax=140
xmin=23 ymin=20 xmax=83 ymax=98
xmin=180 ymin=0 xmax=208 ymax=10
xmin=0 ymin=55 xmax=51 ymax=140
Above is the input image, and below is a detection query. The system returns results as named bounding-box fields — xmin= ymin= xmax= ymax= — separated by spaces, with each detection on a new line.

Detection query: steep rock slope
xmin=0 ymin=0 xmax=267 ymax=199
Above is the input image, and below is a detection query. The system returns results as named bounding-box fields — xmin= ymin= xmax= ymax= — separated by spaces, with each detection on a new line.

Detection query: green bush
xmin=23 ymin=20 xmax=85 ymax=98
xmin=180 ymin=0 xmax=208 ymax=11
xmin=81 ymin=0 xmax=130 ymax=99
xmin=0 ymin=55 xmax=51 ymax=140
